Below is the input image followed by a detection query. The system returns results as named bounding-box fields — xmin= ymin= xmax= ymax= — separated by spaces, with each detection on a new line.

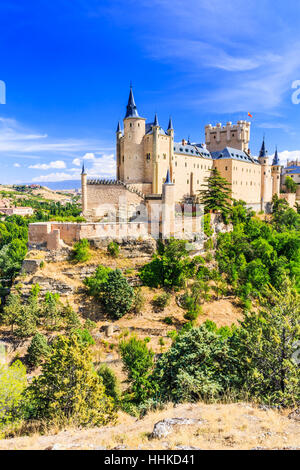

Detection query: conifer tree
xmin=197 ymin=168 xmax=232 ymax=220
xmin=26 ymin=333 xmax=116 ymax=426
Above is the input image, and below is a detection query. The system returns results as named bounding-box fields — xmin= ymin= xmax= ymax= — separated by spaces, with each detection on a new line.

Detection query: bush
xmin=102 ymin=269 xmax=134 ymax=319
xmin=71 ymin=239 xmax=91 ymax=263
xmin=119 ymin=335 xmax=156 ymax=403
xmin=152 ymin=292 xmax=171 ymax=312
xmin=163 ymin=316 xmax=173 ymax=325
xmin=107 ymin=241 xmax=119 ymax=258
xmin=154 ymin=324 xmax=232 ymax=403
xmin=84 ymin=265 xmax=112 ymax=297
xmin=132 ymin=287 xmax=145 ymax=315
xmin=26 ymin=333 xmax=50 ymax=368
xmin=25 ymin=334 xmax=116 ymax=427
xmin=140 ymin=239 xmax=196 ymax=289
xmin=97 ymin=364 xmax=120 ymax=402
xmin=0 ymin=360 xmax=27 ymax=428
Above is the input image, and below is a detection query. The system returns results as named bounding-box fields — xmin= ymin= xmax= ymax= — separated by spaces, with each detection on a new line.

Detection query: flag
xmin=248 ymin=112 xmax=253 ymax=118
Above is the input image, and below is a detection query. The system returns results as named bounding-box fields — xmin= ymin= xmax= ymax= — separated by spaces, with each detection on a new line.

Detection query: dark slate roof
xmin=259 ymin=138 xmax=267 ymax=158
xmin=124 ymin=86 xmax=140 ymax=119
xmin=167 ymin=117 xmax=173 ymax=130
xmin=153 ymin=113 xmax=159 ymax=127
xmin=285 ymin=168 xmax=300 ymax=174
xmin=272 ymin=148 xmax=280 ymax=166
xmin=145 ymin=122 xmax=167 ymax=135
xmin=211 ymin=147 xmax=259 ymax=164
xmin=173 ymin=142 xmax=212 ymax=159
xmin=116 ymin=121 xmax=121 ymax=133
xmin=285 ymin=165 xmax=300 ymax=171
xmin=81 ymin=163 xmax=86 ymax=175
xmin=165 ymin=169 xmax=172 ymax=184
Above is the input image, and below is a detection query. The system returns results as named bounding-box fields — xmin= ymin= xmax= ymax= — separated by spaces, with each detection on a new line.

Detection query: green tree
xmin=154 ymin=324 xmax=233 ymax=403
xmin=197 ymin=168 xmax=232 ymax=220
xmin=233 ymin=279 xmax=300 ymax=406
xmin=107 ymin=241 xmax=120 ymax=258
xmin=140 ymin=239 xmax=196 ymax=289
xmin=102 ymin=269 xmax=134 ymax=319
xmin=26 ymin=333 xmax=50 ymax=368
xmin=119 ymin=335 xmax=156 ymax=403
xmin=285 ymin=175 xmax=297 ymax=193
xmin=84 ymin=265 xmax=112 ymax=297
xmin=0 ymin=360 xmax=27 ymax=428
xmin=97 ymin=364 xmax=120 ymax=402
xmin=26 ymin=334 xmax=116 ymax=426
xmin=71 ymin=239 xmax=91 ymax=263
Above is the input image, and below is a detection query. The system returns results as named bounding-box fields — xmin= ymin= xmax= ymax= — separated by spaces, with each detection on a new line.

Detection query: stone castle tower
xmin=205 ymin=121 xmax=251 ymax=153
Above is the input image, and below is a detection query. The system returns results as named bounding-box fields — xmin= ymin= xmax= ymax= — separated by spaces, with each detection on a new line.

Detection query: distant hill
xmin=27 ymin=180 xmax=81 ymax=191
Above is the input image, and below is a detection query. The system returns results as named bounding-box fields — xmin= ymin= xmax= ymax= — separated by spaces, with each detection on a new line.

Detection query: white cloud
xmin=13 ymin=163 xmax=20 ymax=167
xmin=83 ymin=152 xmax=96 ymax=160
xmin=72 ymin=158 xmax=81 ymax=166
xmin=32 ymin=172 xmax=80 ymax=183
xmin=29 ymin=160 xmax=66 ymax=170
xmin=31 ymin=154 xmax=116 ymax=182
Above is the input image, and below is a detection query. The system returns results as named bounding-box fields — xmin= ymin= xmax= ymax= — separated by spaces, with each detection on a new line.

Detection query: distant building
xmin=0 ymin=207 xmax=34 ymax=216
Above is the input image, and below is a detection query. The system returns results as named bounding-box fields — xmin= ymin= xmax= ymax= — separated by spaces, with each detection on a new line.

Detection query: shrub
xmin=84 ymin=265 xmax=112 ymax=297
xmin=102 ymin=269 xmax=134 ymax=319
xmin=97 ymin=364 xmax=120 ymax=402
xmin=163 ymin=316 xmax=173 ymax=325
xmin=153 ymin=325 xmax=232 ymax=403
xmin=71 ymin=239 xmax=91 ymax=263
xmin=119 ymin=335 xmax=156 ymax=403
xmin=25 ymin=334 xmax=116 ymax=427
xmin=152 ymin=292 xmax=171 ymax=312
xmin=140 ymin=239 xmax=195 ymax=289
xmin=26 ymin=333 xmax=50 ymax=368
xmin=0 ymin=360 xmax=27 ymax=428
xmin=107 ymin=241 xmax=120 ymax=258
xmin=132 ymin=287 xmax=145 ymax=315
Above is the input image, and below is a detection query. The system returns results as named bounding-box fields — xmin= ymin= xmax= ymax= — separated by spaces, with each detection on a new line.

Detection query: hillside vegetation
xmin=0 ymin=181 xmax=299 ymax=449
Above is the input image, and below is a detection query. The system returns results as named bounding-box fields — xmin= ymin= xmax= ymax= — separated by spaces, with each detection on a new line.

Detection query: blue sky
xmin=1 ymin=0 xmax=300 ymax=184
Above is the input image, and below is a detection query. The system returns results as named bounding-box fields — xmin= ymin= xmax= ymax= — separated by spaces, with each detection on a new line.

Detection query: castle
xmin=81 ymin=86 xmax=282 ymax=221
xmin=29 ymin=87 xmax=295 ymax=251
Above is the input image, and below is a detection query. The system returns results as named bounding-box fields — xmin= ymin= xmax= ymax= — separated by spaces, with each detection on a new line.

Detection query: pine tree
xmin=26 ymin=333 xmax=116 ymax=426
xmin=234 ymin=278 xmax=300 ymax=405
xmin=197 ymin=168 xmax=232 ymax=219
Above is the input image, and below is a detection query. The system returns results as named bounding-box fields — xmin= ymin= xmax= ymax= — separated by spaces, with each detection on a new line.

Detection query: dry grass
xmin=0 ymin=402 xmax=299 ymax=450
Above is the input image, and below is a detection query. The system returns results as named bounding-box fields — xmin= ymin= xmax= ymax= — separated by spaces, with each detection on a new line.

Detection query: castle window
xmin=173 ymin=179 xmax=175 ymax=183
xmin=122 ymin=156 xmax=124 ymax=162
xmin=225 ymin=166 xmax=228 ymax=170
xmin=163 ymin=153 xmax=166 ymax=159
xmin=180 ymin=147 xmax=183 ymax=151
xmin=187 ymin=180 xmax=189 ymax=184
xmin=185 ymin=163 xmax=187 ymax=167
xmin=146 ymin=153 xmax=151 ymax=160
xmin=175 ymin=162 xmax=177 ymax=167
xmin=197 ymin=180 xmax=199 ymax=184
xmin=130 ymin=123 xmax=132 ymax=127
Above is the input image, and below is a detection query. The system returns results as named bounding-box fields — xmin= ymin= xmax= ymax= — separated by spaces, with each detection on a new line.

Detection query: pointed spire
xmin=153 ymin=113 xmax=159 ymax=127
xmin=187 ymin=136 xmax=191 ymax=145
xmin=259 ymin=137 xmax=267 ymax=158
xmin=116 ymin=121 xmax=121 ymax=133
xmin=167 ymin=116 xmax=173 ymax=130
xmin=165 ymin=169 xmax=171 ymax=184
xmin=81 ymin=162 xmax=86 ymax=175
xmin=124 ymin=84 xmax=139 ymax=119
xmin=272 ymin=147 xmax=280 ymax=166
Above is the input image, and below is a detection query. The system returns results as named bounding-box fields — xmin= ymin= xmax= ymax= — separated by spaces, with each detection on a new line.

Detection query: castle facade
xmin=82 ymin=86 xmax=282 ymax=220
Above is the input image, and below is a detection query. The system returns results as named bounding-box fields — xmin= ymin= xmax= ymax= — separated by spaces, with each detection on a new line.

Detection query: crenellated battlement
xmin=205 ymin=121 xmax=251 ymax=153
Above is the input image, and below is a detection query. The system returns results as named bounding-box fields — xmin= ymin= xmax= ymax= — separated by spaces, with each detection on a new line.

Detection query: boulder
xmin=21 ymin=259 xmax=42 ymax=274
xmin=288 ymin=408 xmax=300 ymax=421
xmin=150 ymin=417 xmax=204 ymax=440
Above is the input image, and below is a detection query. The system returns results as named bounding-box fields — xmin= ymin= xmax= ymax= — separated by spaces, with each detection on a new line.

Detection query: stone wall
xmin=280 ymin=193 xmax=296 ymax=208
